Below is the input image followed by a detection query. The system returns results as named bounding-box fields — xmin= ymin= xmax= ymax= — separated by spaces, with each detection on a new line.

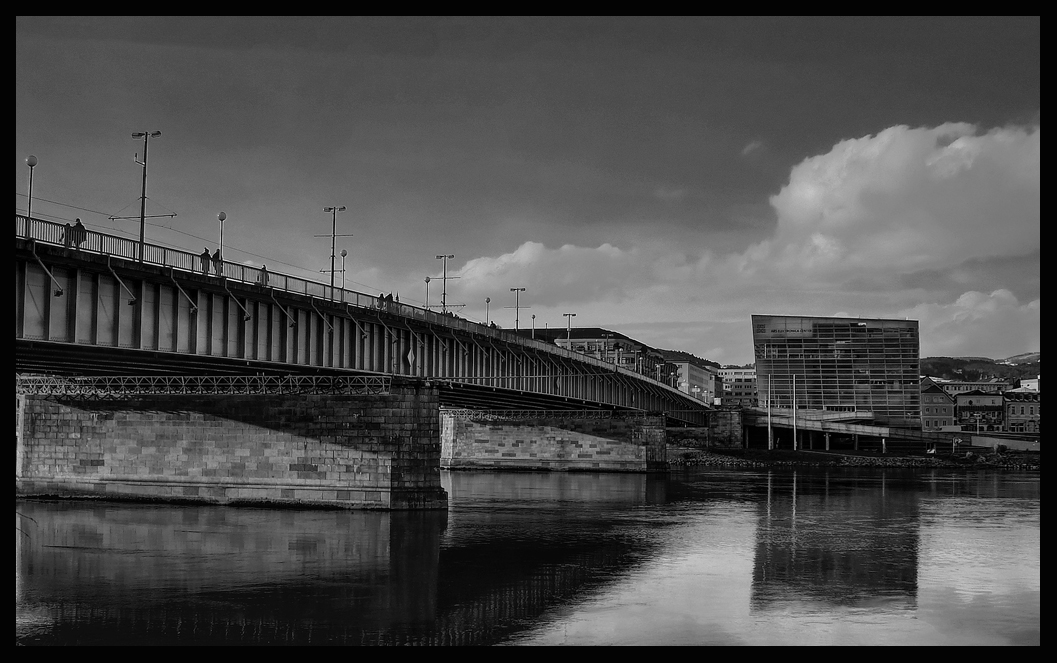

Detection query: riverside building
xmin=751 ymin=314 xmax=921 ymax=428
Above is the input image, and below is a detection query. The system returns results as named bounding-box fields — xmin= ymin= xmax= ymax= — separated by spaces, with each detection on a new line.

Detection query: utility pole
xmin=317 ymin=206 xmax=348 ymax=297
xmin=563 ymin=313 xmax=576 ymax=342
xmin=435 ymin=254 xmax=455 ymax=313
xmin=508 ymin=287 xmax=527 ymax=331
xmin=132 ymin=131 xmax=161 ymax=262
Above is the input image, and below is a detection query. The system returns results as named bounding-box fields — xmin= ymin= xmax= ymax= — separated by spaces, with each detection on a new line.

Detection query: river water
xmin=16 ymin=468 xmax=1040 ymax=646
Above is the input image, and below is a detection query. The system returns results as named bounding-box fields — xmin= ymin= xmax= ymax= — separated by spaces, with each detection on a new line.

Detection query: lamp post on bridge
xmin=131 ymin=131 xmax=162 ymax=262
xmin=424 ymin=277 xmax=431 ymax=310
xmin=563 ymin=312 xmax=576 ymax=343
xmin=318 ymin=206 xmax=348 ymax=299
xmin=25 ymin=155 xmax=37 ymax=236
xmin=218 ymin=211 xmax=226 ymax=265
xmin=485 ymin=297 xmax=490 ymax=324
xmin=509 ymin=287 xmax=526 ymax=331
xmin=436 ymin=254 xmax=455 ymax=314
xmin=531 ymin=314 xmax=535 ymax=339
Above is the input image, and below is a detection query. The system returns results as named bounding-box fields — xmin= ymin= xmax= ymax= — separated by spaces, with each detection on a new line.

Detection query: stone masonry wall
xmin=441 ymin=411 xmax=667 ymax=472
xmin=709 ymin=409 xmax=744 ymax=448
xmin=16 ymin=383 xmax=447 ymax=510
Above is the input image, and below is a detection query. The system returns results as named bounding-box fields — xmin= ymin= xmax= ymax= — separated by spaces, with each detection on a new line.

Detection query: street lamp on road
xmin=131 ymin=131 xmax=161 ymax=262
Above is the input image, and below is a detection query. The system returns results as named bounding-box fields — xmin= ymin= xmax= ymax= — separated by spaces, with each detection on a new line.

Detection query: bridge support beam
xmin=440 ymin=409 xmax=667 ymax=472
xmin=16 ymin=380 xmax=447 ymax=510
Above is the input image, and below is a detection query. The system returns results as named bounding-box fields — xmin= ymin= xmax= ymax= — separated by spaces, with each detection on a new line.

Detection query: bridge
xmin=16 ymin=214 xmax=711 ymax=509
xmin=15 ymin=214 xmax=707 ymax=422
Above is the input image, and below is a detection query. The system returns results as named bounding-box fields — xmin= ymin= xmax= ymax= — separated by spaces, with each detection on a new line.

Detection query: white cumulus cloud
xmin=437 ymin=123 xmax=1040 ymax=364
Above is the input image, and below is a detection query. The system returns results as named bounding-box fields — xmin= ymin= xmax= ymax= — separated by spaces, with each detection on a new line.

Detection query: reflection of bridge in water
xmin=16 ymin=472 xmax=668 ymax=645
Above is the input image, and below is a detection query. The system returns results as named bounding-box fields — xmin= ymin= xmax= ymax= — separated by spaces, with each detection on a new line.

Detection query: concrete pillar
xmin=16 ymin=381 xmax=447 ymax=510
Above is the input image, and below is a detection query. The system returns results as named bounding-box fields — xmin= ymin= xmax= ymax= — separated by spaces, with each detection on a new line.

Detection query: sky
xmin=15 ymin=17 xmax=1040 ymax=366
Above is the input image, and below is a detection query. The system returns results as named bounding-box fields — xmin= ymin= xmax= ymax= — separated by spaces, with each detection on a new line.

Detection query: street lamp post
xmin=340 ymin=249 xmax=347 ymax=298
xmin=424 ymin=277 xmax=431 ymax=310
xmin=485 ymin=297 xmax=490 ymax=324
xmin=25 ymin=155 xmax=37 ymax=236
xmin=436 ymin=254 xmax=454 ymax=313
xmin=131 ymin=131 xmax=161 ymax=262
xmin=510 ymin=287 xmax=526 ymax=331
xmin=563 ymin=313 xmax=576 ymax=342
xmin=218 ymin=211 xmax=226 ymax=265
xmin=531 ymin=314 xmax=536 ymax=339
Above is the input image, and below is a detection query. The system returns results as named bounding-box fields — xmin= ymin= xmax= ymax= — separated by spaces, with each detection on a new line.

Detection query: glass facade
xmin=752 ymin=315 xmax=920 ymax=428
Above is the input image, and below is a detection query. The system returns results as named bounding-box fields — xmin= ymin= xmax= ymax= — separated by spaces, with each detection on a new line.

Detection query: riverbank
xmin=668 ymin=448 xmax=1040 ymax=471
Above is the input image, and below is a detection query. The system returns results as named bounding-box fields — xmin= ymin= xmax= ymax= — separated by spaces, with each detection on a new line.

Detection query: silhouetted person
xmin=377 ymin=293 xmax=385 ymax=309
xmin=61 ymin=223 xmax=72 ymax=249
xmin=212 ymin=248 xmax=222 ymax=275
xmin=200 ymin=248 xmax=210 ymax=274
xmin=72 ymin=219 xmax=86 ymax=248
xmin=257 ymin=264 xmax=269 ymax=286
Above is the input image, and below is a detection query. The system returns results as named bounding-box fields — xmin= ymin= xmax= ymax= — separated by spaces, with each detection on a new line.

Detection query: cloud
xmin=741 ymin=140 xmax=764 ymax=156
xmin=444 ymin=123 xmax=1040 ymax=365
xmin=901 ymin=290 xmax=1040 ymax=360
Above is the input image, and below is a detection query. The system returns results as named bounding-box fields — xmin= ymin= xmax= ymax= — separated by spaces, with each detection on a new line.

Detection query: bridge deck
xmin=16 ymin=215 xmax=710 ymax=425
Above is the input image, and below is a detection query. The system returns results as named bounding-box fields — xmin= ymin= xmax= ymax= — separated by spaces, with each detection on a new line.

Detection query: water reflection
xmin=16 ymin=469 xmax=1040 ymax=646
xmin=752 ymin=471 xmax=920 ymax=610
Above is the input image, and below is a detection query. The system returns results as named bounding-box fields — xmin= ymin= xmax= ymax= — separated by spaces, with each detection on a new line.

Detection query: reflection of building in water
xmin=751 ymin=472 xmax=919 ymax=610
xmin=17 ymin=471 xmax=664 ymax=645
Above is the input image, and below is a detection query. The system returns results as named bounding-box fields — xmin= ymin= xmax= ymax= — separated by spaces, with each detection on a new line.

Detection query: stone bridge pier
xmin=16 ymin=376 xmax=447 ymax=510
xmin=440 ymin=408 xmax=668 ymax=472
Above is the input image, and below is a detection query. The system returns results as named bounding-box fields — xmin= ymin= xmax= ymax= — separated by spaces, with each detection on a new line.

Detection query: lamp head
xmin=26 ymin=155 xmax=37 ymax=167
xmin=218 ymin=211 xmax=226 ymax=222
xmin=340 ymin=249 xmax=347 ymax=257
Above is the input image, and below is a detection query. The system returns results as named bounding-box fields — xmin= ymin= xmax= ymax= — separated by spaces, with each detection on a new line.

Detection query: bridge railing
xmin=17 ymin=214 xmax=703 ymax=407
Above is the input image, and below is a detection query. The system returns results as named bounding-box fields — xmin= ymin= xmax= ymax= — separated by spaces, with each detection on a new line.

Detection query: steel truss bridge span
xmin=16 ymin=216 xmax=709 ymax=425
xmin=15 ymin=375 xmax=393 ymax=398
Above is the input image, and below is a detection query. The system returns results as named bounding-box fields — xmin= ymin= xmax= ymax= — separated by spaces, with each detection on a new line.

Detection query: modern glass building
xmin=752 ymin=315 xmax=921 ymax=428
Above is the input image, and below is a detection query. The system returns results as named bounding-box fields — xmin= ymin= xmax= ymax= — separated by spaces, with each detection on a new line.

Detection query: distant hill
xmin=1003 ymin=352 xmax=1040 ymax=364
xmin=921 ymin=355 xmax=1040 ymax=383
xmin=656 ymin=348 xmax=721 ymax=370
